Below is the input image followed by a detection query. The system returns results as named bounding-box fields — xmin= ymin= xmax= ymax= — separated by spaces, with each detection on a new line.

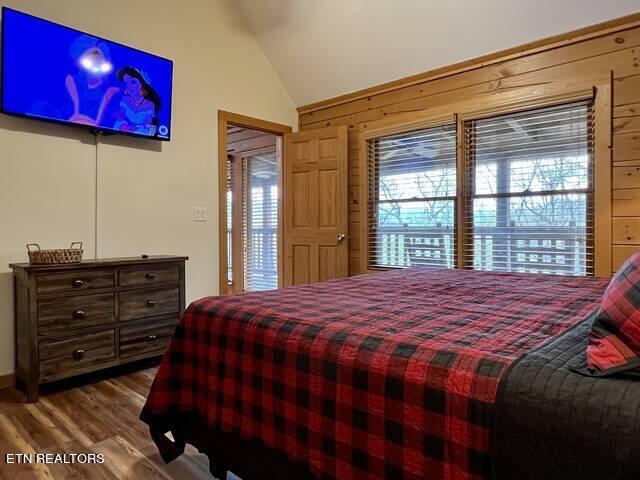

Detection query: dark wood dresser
xmin=10 ymin=255 xmax=188 ymax=402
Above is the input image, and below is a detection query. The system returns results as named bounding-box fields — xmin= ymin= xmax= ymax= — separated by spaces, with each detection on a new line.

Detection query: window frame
xmin=367 ymin=121 xmax=458 ymax=270
xmin=359 ymin=83 xmax=612 ymax=277
xmin=462 ymin=101 xmax=595 ymax=275
xmin=360 ymin=114 xmax=456 ymax=271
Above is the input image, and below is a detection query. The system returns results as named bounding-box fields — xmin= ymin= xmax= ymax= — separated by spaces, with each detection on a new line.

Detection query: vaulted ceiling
xmin=234 ymin=0 xmax=640 ymax=107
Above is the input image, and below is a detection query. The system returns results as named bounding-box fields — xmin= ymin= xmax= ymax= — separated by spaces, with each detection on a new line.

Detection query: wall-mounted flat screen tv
xmin=1 ymin=8 xmax=173 ymax=140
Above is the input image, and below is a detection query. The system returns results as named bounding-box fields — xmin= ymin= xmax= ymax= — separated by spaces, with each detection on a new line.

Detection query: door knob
xmin=336 ymin=233 xmax=346 ymax=242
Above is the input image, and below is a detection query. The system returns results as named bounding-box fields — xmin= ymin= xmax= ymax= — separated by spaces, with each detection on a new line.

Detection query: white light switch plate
xmin=193 ymin=206 xmax=207 ymax=222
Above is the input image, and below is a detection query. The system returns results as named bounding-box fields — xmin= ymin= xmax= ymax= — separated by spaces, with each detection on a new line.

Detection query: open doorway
xmin=218 ymin=111 xmax=292 ymax=295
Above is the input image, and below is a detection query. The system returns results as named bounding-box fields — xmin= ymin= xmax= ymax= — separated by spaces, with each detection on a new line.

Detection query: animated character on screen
xmin=113 ymin=67 xmax=161 ymax=136
xmin=65 ymin=35 xmax=120 ymax=126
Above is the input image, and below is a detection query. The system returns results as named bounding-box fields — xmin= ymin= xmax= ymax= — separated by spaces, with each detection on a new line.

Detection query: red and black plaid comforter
xmin=141 ymin=268 xmax=609 ymax=479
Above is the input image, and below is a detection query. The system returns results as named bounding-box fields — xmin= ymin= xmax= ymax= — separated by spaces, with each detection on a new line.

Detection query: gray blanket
xmin=493 ymin=311 xmax=640 ymax=480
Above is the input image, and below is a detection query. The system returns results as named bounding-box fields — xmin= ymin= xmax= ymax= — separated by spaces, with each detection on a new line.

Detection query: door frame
xmin=218 ymin=110 xmax=292 ymax=295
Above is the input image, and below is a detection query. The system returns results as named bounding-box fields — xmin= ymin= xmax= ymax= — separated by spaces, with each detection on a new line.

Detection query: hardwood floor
xmin=0 ymin=364 xmax=230 ymax=480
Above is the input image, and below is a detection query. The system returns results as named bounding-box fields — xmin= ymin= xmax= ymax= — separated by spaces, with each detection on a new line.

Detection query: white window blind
xmin=243 ymin=151 xmax=279 ymax=291
xmin=226 ymin=154 xmax=234 ymax=286
xmin=463 ymin=101 xmax=594 ymax=275
xmin=367 ymin=123 xmax=457 ymax=269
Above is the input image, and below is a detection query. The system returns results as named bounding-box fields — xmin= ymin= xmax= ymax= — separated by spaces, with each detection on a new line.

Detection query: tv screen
xmin=1 ymin=8 xmax=173 ymax=140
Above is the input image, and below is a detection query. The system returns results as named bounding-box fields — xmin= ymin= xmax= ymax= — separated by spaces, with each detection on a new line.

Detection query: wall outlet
xmin=193 ymin=206 xmax=207 ymax=222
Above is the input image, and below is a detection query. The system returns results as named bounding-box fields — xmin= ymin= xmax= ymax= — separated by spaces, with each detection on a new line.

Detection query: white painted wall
xmin=236 ymin=0 xmax=640 ymax=105
xmin=0 ymin=0 xmax=297 ymax=376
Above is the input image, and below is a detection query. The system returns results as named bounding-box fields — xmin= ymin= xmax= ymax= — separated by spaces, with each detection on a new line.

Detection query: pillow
xmin=585 ymin=251 xmax=640 ymax=376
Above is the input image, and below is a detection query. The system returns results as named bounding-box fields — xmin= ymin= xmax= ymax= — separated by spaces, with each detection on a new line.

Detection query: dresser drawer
xmin=39 ymin=329 xmax=115 ymax=381
xmin=119 ymin=320 xmax=177 ymax=359
xmin=119 ymin=287 xmax=180 ymax=321
xmin=36 ymin=269 xmax=114 ymax=294
xmin=38 ymin=293 xmax=115 ymax=336
xmin=119 ymin=263 xmax=179 ymax=287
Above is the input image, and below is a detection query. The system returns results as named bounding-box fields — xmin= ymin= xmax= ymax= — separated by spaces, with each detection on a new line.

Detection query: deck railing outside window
xmin=374 ymin=224 xmax=586 ymax=275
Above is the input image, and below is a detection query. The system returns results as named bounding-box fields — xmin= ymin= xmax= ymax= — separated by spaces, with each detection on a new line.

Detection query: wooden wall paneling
xmin=613 ymin=116 xmax=640 ymax=134
xmin=613 ymin=244 xmax=640 ymax=269
xmin=299 ymin=16 xmax=640 ymax=276
xmin=614 ymin=103 xmax=640 ymax=118
xmin=611 ymin=72 xmax=640 ymax=268
xmin=613 ymin=131 xmax=640 ymax=161
xmin=612 ymin=217 xmax=640 ymax=244
xmin=613 ymin=165 xmax=640 ymax=188
xmin=613 ymin=74 xmax=640 ymax=106
xmin=302 ymin=47 xmax=636 ymax=132
xmin=613 ymin=188 xmax=640 ymax=216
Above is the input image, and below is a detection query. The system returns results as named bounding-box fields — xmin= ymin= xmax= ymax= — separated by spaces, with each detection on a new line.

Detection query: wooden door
xmin=283 ymin=126 xmax=349 ymax=286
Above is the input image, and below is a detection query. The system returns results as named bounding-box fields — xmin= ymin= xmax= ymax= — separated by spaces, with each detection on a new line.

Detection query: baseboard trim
xmin=0 ymin=373 xmax=15 ymax=390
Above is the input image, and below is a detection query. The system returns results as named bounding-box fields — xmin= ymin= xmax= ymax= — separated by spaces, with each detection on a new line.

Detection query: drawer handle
xmin=146 ymin=300 xmax=156 ymax=307
xmin=72 ymin=349 xmax=85 ymax=360
xmin=147 ymin=335 xmax=158 ymax=341
xmin=72 ymin=310 xmax=87 ymax=320
xmin=145 ymin=273 xmax=157 ymax=280
xmin=71 ymin=279 xmax=85 ymax=288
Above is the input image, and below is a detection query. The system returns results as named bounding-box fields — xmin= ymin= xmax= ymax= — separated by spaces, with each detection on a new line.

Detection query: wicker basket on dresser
xmin=10 ymin=255 xmax=188 ymax=402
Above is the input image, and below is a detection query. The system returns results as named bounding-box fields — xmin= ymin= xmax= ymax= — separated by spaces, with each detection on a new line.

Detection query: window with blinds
xmin=368 ymin=123 xmax=457 ymax=269
xmin=243 ymin=150 xmax=279 ymax=291
xmin=226 ymin=154 xmax=234 ymax=285
xmin=463 ymin=101 xmax=594 ymax=275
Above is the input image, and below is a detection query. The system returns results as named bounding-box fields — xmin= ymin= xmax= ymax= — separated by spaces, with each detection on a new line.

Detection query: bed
xmin=140 ymin=268 xmax=613 ymax=479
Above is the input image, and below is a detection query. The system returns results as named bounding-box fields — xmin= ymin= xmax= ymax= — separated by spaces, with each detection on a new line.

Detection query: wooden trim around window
xmin=455 ymin=113 xmax=466 ymax=269
xmin=217 ymin=111 xmax=292 ymax=295
xmin=593 ymin=79 xmax=613 ymax=277
xmin=358 ymin=81 xmax=612 ymax=276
